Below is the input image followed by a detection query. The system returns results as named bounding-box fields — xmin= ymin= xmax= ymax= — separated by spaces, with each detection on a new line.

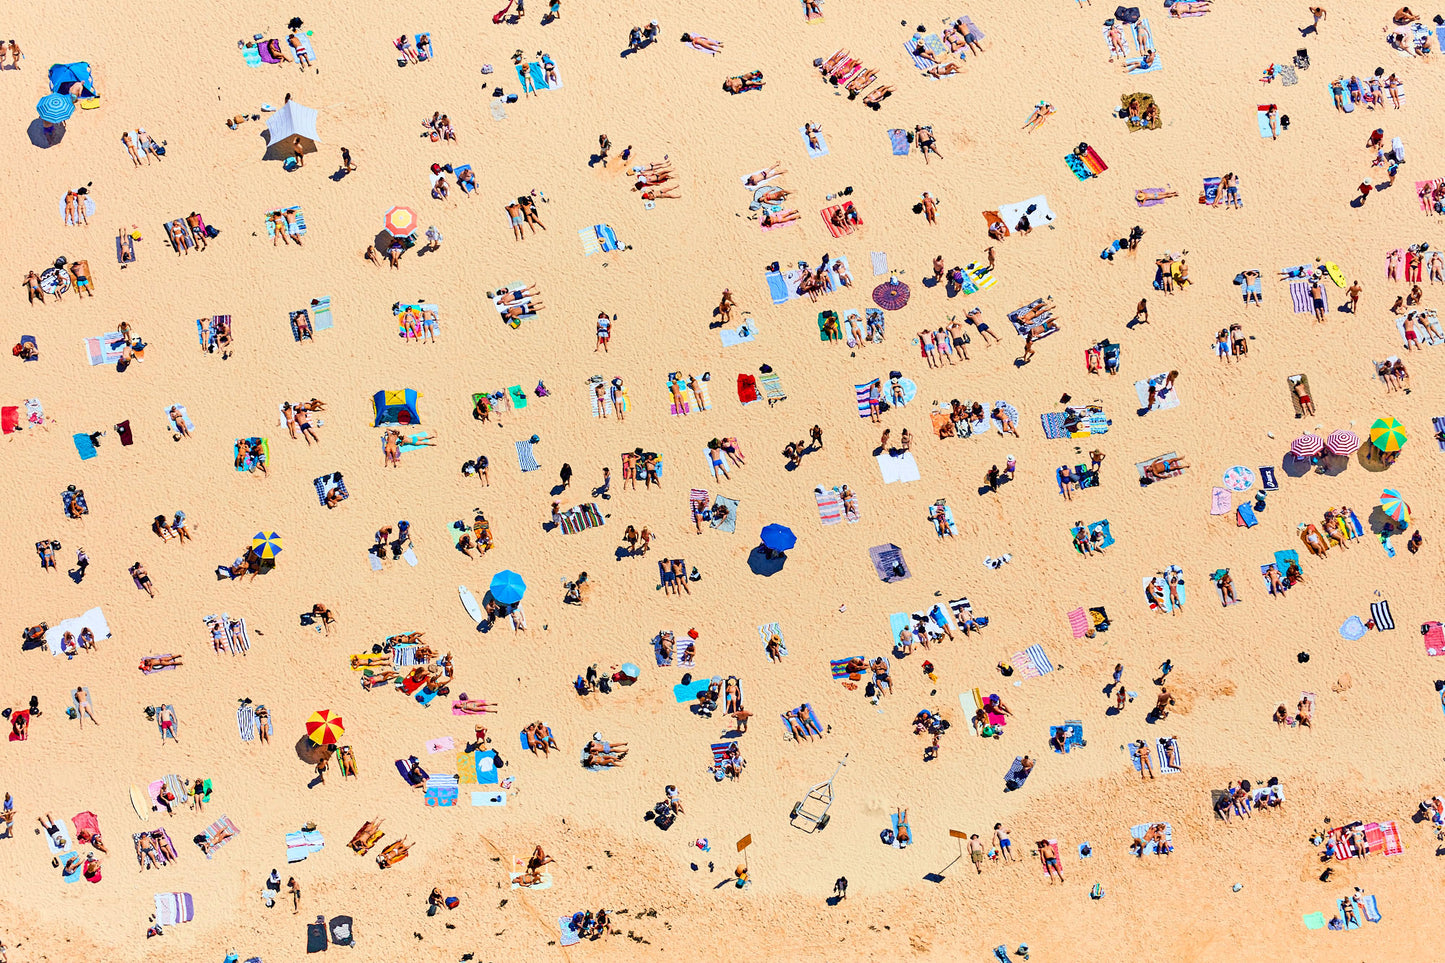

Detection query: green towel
xmin=508 ymin=386 xmax=528 ymax=409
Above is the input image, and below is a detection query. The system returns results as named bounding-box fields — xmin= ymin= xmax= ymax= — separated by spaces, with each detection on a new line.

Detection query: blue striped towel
xmin=515 ymin=440 xmax=541 ymax=472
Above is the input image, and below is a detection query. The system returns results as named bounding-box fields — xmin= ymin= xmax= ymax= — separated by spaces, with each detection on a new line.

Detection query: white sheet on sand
xmin=876 ymin=451 xmax=920 ymax=484
xmin=44 ymin=607 xmax=113 ymax=656
xmin=998 ymin=195 xmax=1057 ymax=231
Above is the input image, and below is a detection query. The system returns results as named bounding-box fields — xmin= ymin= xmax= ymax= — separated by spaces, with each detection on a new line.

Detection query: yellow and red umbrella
xmin=383 ymin=205 xmax=418 ymax=237
xmin=306 ymin=709 xmax=345 ymax=746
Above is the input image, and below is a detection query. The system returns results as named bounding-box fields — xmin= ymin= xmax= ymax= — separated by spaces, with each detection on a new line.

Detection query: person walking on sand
xmin=1309 ymin=6 xmax=1326 ymax=34
xmin=1347 ymin=280 xmax=1362 ymax=313
xmin=833 ymin=876 xmax=847 ymax=901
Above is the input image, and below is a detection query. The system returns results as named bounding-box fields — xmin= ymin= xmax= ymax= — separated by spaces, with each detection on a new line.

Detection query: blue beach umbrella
xmin=489 ymin=570 xmax=527 ymax=605
xmin=37 ymin=94 xmax=74 ymax=124
xmin=760 ymin=524 xmax=797 ymax=552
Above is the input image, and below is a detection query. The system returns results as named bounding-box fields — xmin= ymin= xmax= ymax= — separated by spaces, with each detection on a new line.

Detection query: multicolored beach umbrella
xmin=306 ymin=709 xmax=345 ymax=746
xmin=251 ymin=531 xmax=283 ymax=559
xmin=1369 ymin=417 xmax=1407 ymax=452
xmin=383 ymin=205 xmax=418 ymax=237
xmin=1380 ymin=488 xmax=1410 ymax=523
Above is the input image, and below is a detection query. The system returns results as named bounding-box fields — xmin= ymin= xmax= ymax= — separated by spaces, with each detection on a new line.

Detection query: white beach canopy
xmin=264 ymin=100 xmax=319 ymax=159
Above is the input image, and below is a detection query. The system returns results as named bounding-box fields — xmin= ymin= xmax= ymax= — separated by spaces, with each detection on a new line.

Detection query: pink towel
xmin=426 ymin=737 xmax=455 ymax=754
xmin=1425 ymin=621 xmax=1444 ymax=656
xmin=1210 ymin=487 xmax=1232 ymax=515
xmin=1066 ymin=607 xmax=1089 ymax=638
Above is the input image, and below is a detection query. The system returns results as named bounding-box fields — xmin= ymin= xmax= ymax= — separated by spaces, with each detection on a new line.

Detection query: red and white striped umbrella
xmin=1326 ymin=429 xmax=1360 ymax=455
xmin=1290 ymin=434 xmax=1324 ymax=459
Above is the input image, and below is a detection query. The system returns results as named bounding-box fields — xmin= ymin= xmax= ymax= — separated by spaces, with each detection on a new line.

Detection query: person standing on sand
xmin=1347 ymin=280 xmax=1361 ymax=313
xmin=289 ymin=877 xmax=301 ymax=914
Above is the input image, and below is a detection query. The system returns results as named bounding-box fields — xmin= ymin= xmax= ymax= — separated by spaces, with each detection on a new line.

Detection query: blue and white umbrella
xmin=36 ymin=94 xmax=74 ymax=124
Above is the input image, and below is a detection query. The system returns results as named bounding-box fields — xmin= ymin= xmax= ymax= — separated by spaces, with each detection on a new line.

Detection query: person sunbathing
xmin=923 ymin=62 xmax=960 ymax=77
xmin=1169 ymin=1 xmax=1210 ymax=16
xmin=349 ymin=819 xmax=384 ymax=852
xmin=743 ymin=164 xmax=785 ymax=187
xmin=784 ymin=707 xmax=812 ymax=742
xmin=376 ymin=838 xmax=410 ymax=868
xmin=723 ymin=70 xmax=764 ymax=93
xmin=350 ymin=653 xmax=390 ymax=669
xmin=681 ymin=33 xmax=723 ymax=52
xmin=845 ymin=68 xmax=876 ymax=92
xmin=872 ymin=659 xmax=892 ymax=695
xmin=1265 ymin=564 xmax=1285 ymax=595
xmin=1126 ymin=49 xmax=1157 ymax=72
xmin=1135 ymin=188 xmax=1177 ymax=203
xmin=200 ymin=824 xmax=235 ymax=855
xmin=586 ymin=750 xmax=624 ymax=766
xmin=453 ymin=698 xmax=496 ymax=714
xmin=1022 ymin=102 xmax=1054 ymax=132
xmin=514 ymin=868 xmax=546 ymax=886
xmin=139 ymin=654 xmax=184 ymax=671
xmin=863 ymin=85 xmax=894 ymax=106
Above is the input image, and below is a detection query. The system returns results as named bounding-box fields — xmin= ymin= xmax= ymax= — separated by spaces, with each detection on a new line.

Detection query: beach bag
xmin=1091 ymin=883 xmax=1105 ymax=900
xmin=1115 ymin=6 xmax=1140 ymax=23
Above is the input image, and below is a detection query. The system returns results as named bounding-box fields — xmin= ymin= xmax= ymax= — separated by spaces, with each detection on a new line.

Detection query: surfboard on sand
xmin=459 ymin=585 xmax=483 ymax=624
xmin=130 ymin=785 xmax=150 ymax=821
xmin=1324 ymin=261 xmax=1346 ymax=287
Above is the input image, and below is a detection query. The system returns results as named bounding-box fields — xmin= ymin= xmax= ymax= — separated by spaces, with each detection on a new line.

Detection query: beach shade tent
xmin=36 ymin=94 xmax=74 ymax=124
xmin=489 ymin=570 xmax=527 ymax=605
xmin=760 ymin=523 xmax=798 ymax=552
xmin=263 ymin=100 xmax=319 ymax=161
xmin=251 ymin=531 xmax=283 ymax=559
xmin=48 ymin=62 xmax=97 ymax=99
xmin=1369 ymin=417 xmax=1407 ymax=452
xmin=305 ymin=709 xmax=345 ymax=746
xmin=1380 ymin=488 xmax=1410 ymax=523
xmin=1326 ymin=429 xmax=1360 ymax=455
xmin=372 ymin=389 xmax=420 ymax=426
xmin=1290 ymin=434 xmax=1323 ymax=460
xmin=384 ymin=205 xmax=418 ymax=238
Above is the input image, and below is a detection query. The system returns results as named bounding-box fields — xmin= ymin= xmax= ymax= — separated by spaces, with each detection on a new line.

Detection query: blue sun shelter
xmin=49 ymin=62 xmax=98 ymax=100
xmin=373 ymin=389 xmax=421 ymax=426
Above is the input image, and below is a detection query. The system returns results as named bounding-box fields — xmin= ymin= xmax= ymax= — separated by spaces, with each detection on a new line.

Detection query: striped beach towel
xmin=1066 ymin=607 xmax=1090 ymax=638
xmin=226 ymin=617 xmax=250 ymax=655
xmin=425 ymin=774 xmax=460 ymax=807
xmin=1289 ymin=280 xmax=1324 ymax=314
xmin=1371 ymin=600 xmax=1395 ymax=630
xmin=855 ymin=380 xmax=878 ymax=418
xmin=758 ymin=622 xmax=787 ymax=657
xmin=237 ymin=705 xmax=258 ymax=741
xmin=690 ymin=489 xmax=710 ymax=513
xmin=391 ymin=643 xmax=420 ymax=667
xmin=816 ymin=488 xmax=843 ymax=525
xmin=515 ymin=440 xmax=540 ymax=472
xmin=1380 ymin=820 xmax=1404 ymax=855
xmin=1010 ymin=644 xmax=1055 ymax=678
xmin=830 ymin=656 xmax=862 ymax=679
xmin=201 ymin=815 xmax=239 ymax=859
xmin=871 ymin=252 xmax=889 ymax=275
xmin=761 ymin=371 xmax=787 ymax=404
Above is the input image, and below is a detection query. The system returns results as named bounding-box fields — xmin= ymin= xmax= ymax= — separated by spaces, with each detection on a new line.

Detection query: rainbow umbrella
xmin=383 ymin=205 xmax=418 ymax=237
xmin=1290 ymin=434 xmax=1323 ymax=459
xmin=251 ymin=531 xmax=283 ymax=559
xmin=1369 ymin=417 xmax=1407 ymax=452
xmin=306 ymin=709 xmax=345 ymax=746
xmin=1325 ymin=429 xmax=1359 ymax=455
xmin=1380 ymin=488 xmax=1410 ymax=523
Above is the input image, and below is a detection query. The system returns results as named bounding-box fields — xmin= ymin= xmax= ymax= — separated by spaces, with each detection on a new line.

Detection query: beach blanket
xmin=719 ymin=319 xmax=757 ymax=347
xmin=816 ymin=488 xmax=843 ymax=525
xmin=1135 ymin=374 xmax=1180 ymax=411
xmin=43 ymin=608 xmax=112 ymax=657
xmin=1289 ymin=280 xmax=1325 ymax=314
xmin=514 ymin=440 xmax=540 ymax=472
xmin=1050 ymin=721 xmax=1084 ymax=753
xmin=286 ymin=830 xmax=325 ymax=863
xmin=1067 ymin=607 xmax=1090 ymax=638
xmin=1210 ymin=488 xmax=1232 ymax=515
xmin=1009 ymin=644 xmax=1054 ymax=678
xmin=869 ymin=543 xmax=910 ymax=582
xmin=200 ymin=815 xmax=239 ymax=860
xmin=799 ymin=125 xmax=829 ymax=157
xmin=1371 ymin=600 xmax=1394 ymax=631
xmin=1004 ymin=757 xmax=1030 ymax=791
xmin=711 ymin=495 xmax=738 ymax=533
xmin=876 ymin=451 xmax=920 ymax=484
xmin=154 ymin=893 xmax=194 ymax=926
xmin=1129 ymin=823 xmax=1172 ymax=855
xmin=1156 ymin=737 xmax=1181 ymax=773
xmin=888 ymin=128 xmax=910 ymax=155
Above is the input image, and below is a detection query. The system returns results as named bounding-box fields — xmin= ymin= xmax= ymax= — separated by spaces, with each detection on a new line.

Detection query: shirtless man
xmin=505 ymin=202 xmax=526 ymax=241
xmin=185 ymin=213 xmax=208 ymax=251
xmin=288 ymin=32 xmax=311 ymax=68
xmin=1038 ymin=839 xmax=1064 ymax=882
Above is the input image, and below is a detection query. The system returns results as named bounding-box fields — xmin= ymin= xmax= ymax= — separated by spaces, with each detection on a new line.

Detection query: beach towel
xmin=1210 ymin=488 xmax=1232 ymax=515
xmin=1050 ymin=721 xmax=1084 ymax=753
xmin=154 ymin=893 xmax=194 ymax=926
xmin=890 ymin=810 xmax=912 ymax=849
xmin=876 ymin=451 xmax=920 ymax=484
xmin=1135 ymin=374 xmax=1180 ymax=411
xmin=1156 ymin=737 xmax=1181 ymax=773
xmin=760 ymin=370 xmax=787 ymax=405
xmin=1423 ymin=620 xmax=1445 ymax=655
xmin=1129 ymin=823 xmax=1172 ymax=855
xmin=855 ymin=380 xmax=879 ymax=419
xmin=1302 ymin=911 xmax=1326 ymax=930
xmin=559 ymin=917 xmax=583 ymax=947
xmin=1010 ymin=644 xmax=1055 ymax=678
xmin=314 ymin=472 xmax=349 ymax=508
xmin=904 ymin=34 xmax=952 ymax=74
xmin=871 ymin=252 xmax=889 ymax=276
xmin=1257 ymin=465 xmax=1278 ymax=490
xmin=765 ymin=271 xmax=790 ymax=305
xmin=1257 ymin=106 xmax=1278 ymax=138
xmin=164 ymin=405 xmax=194 ymax=434
xmin=200 ymin=815 xmax=239 ymax=860
xmin=869 ymin=543 xmax=910 ymax=582
xmin=816 ymin=488 xmax=843 ymax=525
xmin=990 ymin=401 xmax=1020 ymax=434
xmin=263 ymin=206 xmax=305 ymax=237
xmin=711 ymin=494 xmax=738 ymax=533
xmin=425 ymin=774 xmax=460 ymax=807
xmin=888 ymin=128 xmax=911 ymax=155
xmin=780 ymin=704 xmax=821 ymax=741
xmin=799 ymin=126 xmax=829 ymax=158
xmin=1372 ymin=600 xmax=1394 ymax=630
xmin=514 ymin=440 xmax=540 ymax=472
xmin=1289 ymin=280 xmax=1325 ymax=314
xmin=1201 ymin=176 xmax=1221 ymax=205
xmin=719 ymin=319 xmax=757 ymax=347
xmin=84 ymin=333 xmax=125 ymax=367
xmin=1067 ymin=607 xmax=1090 ymax=638
xmin=1004 ymin=757 xmax=1030 ymax=791
xmin=286 ymin=830 xmax=325 ymax=862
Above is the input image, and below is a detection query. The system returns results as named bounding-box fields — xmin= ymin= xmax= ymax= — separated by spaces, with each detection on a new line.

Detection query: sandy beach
xmin=6 ymin=0 xmax=1445 ymax=959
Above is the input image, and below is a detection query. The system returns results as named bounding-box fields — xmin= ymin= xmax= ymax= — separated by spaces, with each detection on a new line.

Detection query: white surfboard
xmin=459 ymin=585 xmax=483 ymax=624
xmin=130 ymin=784 xmax=150 ymax=821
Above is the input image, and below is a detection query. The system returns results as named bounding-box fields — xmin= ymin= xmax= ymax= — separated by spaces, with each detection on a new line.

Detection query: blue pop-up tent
xmin=373 ymin=389 xmax=421 ymax=426
xmin=48 ymin=62 xmax=97 ymax=99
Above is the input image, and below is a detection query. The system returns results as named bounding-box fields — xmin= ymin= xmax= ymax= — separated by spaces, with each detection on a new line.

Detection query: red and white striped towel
xmin=816 ymin=489 xmax=843 ymax=525
xmin=1067 ymin=607 xmax=1089 ymax=638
